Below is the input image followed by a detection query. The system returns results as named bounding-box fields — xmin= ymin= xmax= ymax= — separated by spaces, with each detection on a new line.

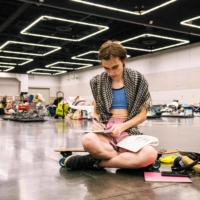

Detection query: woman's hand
xmin=109 ymin=123 xmax=125 ymax=138
xmin=92 ymin=117 xmax=106 ymax=131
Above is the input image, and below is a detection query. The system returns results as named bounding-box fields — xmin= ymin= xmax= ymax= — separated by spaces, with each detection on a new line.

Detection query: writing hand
xmin=92 ymin=118 xmax=106 ymax=131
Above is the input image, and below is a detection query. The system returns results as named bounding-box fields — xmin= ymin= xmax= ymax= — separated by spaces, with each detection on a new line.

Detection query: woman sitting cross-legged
xmin=63 ymin=40 xmax=157 ymax=170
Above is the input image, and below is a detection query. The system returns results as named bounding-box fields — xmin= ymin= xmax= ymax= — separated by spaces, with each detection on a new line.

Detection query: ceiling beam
xmin=0 ymin=2 xmax=31 ymax=33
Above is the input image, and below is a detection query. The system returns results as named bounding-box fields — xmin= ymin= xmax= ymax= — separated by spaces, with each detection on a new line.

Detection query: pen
xmin=93 ymin=118 xmax=106 ymax=130
xmin=93 ymin=118 xmax=117 ymax=144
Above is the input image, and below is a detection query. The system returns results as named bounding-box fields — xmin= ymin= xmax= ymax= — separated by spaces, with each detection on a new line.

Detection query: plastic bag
xmin=70 ymin=109 xmax=82 ymax=120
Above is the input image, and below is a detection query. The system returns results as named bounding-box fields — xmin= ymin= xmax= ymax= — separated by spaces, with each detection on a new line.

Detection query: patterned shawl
xmin=90 ymin=67 xmax=151 ymax=135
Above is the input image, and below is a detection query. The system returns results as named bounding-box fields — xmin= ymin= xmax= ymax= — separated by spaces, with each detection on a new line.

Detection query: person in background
xmin=52 ymin=97 xmax=63 ymax=108
xmin=4 ymin=100 xmax=14 ymax=115
xmin=2 ymin=95 xmax=7 ymax=108
xmin=64 ymin=40 xmax=157 ymax=170
xmin=48 ymin=97 xmax=63 ymax=116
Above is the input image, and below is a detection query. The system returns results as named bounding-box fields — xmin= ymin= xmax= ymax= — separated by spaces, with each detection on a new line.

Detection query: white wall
xmin=126 ymin=43 xmax=200 ymax=104
xmin=0 ymin=77 xmax=20 ymax=96
xmin=28 ymin=74 xmax=60 ymax=97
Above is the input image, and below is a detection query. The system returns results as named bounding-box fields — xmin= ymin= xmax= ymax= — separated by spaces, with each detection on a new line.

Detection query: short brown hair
xmin=98 ymin=40 xmax=127 ymax=61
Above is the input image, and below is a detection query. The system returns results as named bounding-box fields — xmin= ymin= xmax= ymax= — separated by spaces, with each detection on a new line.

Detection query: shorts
xmin=105 ymin=118 xmax=129 ymax=154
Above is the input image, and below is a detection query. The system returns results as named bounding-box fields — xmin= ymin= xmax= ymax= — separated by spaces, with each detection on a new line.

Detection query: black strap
xmin=171 ymin=153 xmax=200 ymax=171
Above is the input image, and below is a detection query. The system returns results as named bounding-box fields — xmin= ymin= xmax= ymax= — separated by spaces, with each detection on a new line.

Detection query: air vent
xmin=142 ymin=40 xmax=156 ymax=45
xmin=22 ymin=45 xmax=34 ymax=50
xmin=56 ymin=26 xmax=72 ymax=32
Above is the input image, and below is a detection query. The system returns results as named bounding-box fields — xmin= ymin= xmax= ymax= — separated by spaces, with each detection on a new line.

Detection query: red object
xmin=18 ymin=103 xmax=36 ymax=111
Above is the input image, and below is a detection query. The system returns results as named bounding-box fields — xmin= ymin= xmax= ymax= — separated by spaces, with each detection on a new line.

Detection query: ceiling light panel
xmin=0 ymin=62 xmax=16 ymax=65
xmin=21 ymin=15 xmax=109 ymax=42
xmin=181 ymin=16 xmax=200 ymax=29
xmin=120 ymin=34 xmax=189 ymax=52
xmin=72 ymin=51 xmax=131 ymax=62
xmin=0 ymin=65 xmax=15 ymax=72
xmin=45 ymin=61 xmax=93 ymax=70
xmin=27 ymin=68 xmax=67 ymax=75
xmin=71 ymin=0 xmax=177 ymax=15
xmin=0 ymin=41 xmax=61 ymax=56
xmin=0 ymin=56 xmax=33 ymax=66
xmin=72 ymin=51 xmax=100 ymax=62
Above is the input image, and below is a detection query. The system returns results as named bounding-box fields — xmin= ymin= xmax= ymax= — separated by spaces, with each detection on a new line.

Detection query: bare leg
xmin=82 ymin=133 xmax=157 ymax=169
xmin=82 ymin=133 xmax=118 ymax=159
xmin=99 ymin=145 xmax=157 ymax=169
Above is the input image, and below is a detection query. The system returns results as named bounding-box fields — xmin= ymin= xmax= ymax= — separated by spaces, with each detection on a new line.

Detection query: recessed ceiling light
xmin=27 ymin=68 xmax=67 ymax=75
xmin=0 ymin=56 xmax=33 ymax=65
xmin=71 ymin=0 xmax=177 ymax=15
xmin=21 ymin=15 xmax=109 ymax=41
xmin=180 ymin=16 xmax=200 ymax=29
xmin=120 ymin=34 xmax=189 ymax=52
xmin=0 ymin=41 xmax=61 ymax=56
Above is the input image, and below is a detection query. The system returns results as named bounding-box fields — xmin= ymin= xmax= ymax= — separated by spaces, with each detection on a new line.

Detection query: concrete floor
xmin=0 ymin=115 xmax=200 ymax=200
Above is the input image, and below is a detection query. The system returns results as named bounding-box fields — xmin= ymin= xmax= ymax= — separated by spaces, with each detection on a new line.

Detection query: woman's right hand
xmin=92 ymin=117 xmax=106 ymax=131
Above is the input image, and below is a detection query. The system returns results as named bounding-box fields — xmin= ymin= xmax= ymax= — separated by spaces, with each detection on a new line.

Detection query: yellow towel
xmin=159 ymin=155 xmax=177 ymax=164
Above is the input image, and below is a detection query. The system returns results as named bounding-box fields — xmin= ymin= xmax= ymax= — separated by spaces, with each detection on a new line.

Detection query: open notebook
xmin=76 ymin=130 xmax=159 ymax=153
xmin=117 ymin=135 xmax=159 ymax=152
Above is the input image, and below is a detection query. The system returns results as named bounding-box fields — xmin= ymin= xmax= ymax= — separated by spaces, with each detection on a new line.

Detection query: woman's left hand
xmin=109 ymin=123 xmax=125 ymax=138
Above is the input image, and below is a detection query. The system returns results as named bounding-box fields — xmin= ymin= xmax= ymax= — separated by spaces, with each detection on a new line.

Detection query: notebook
xmin=117 ymin=135 xmax=159 ymax=152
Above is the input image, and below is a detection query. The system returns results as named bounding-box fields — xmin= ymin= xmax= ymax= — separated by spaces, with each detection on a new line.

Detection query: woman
xmin=64 ymin=40 xmax=157 ymax=170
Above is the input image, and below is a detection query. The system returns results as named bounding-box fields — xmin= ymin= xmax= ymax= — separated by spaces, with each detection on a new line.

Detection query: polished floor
xmin=0 ymin=115 xmax=200 ymax=200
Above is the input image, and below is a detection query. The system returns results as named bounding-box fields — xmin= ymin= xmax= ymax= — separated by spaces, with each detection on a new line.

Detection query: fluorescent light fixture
xmin=0 ymin=62 xmax=16 ymax=65
xmin=74 ymin=65 xmax=93 ymax=70
xmin=27 ymin=68 xmax=66 ymax=75
xmin=72 ymin=0 xmax=177 ymax=15
xmin=0 ymin=65 xmax=15 ymax=72
xmin=0 ymin=56 xmax=33 ymax=65
xmin=49 ymin=66 xmax=74 ymax=70
xmin=72 ymin=51 xmax=100 ymax=62
xmin=45 ymin=61 xmax=93 ymax=69
xmin=29 ymin=72 xmax=52 ymax=75
xmin=21 ymin=15 xmax=109 ymax=41
xmin=0 ymin=41 xmax=61 ymax=56
xmin=120 ymin=34 xmax=189 ymax=52
xmin=72 ymin=51 xmax=131 ymax=62
xmin=181 ymin=16 xmax=200 ymax=29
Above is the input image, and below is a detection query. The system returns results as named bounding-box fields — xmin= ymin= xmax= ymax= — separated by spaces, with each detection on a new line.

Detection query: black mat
xmin=2 ymin=117 xmax=46 ymax=122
